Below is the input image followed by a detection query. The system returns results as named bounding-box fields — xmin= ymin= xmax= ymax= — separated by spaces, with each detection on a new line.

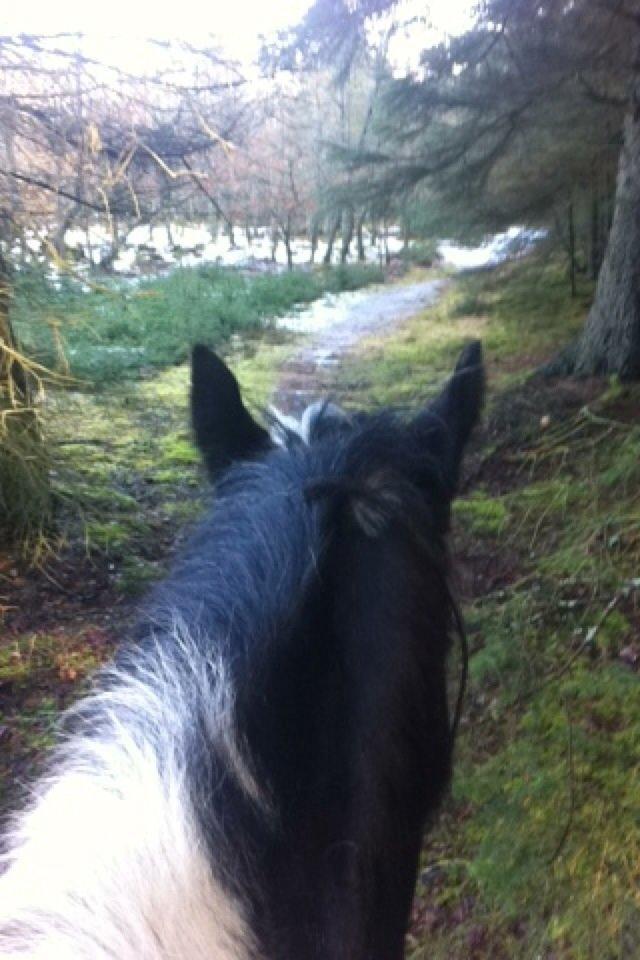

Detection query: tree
xmin=295 ymin=0 xmax=640 ymax=376
xmin=0 ymin=34 xmax=249 ymax=544
xmin=559 ymin=26 xmax=640 ymax=376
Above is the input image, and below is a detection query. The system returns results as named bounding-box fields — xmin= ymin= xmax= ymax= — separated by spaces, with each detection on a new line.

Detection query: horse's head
xmin=189 ymin=341 xmax=484 ymax=960
xmin=0 ymin=341 xmax=484 ymax=960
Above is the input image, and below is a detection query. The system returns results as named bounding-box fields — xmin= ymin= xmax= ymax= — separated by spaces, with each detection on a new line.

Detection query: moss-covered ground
xmin=335 ymin=256 xmax=640 ymax=959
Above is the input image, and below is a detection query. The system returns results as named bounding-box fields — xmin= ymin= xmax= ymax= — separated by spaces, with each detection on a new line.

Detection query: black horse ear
xmin=412 ymin=340 xmax=485 ymax=494
xmin=191 ymin=344 xmax=272 ymax=479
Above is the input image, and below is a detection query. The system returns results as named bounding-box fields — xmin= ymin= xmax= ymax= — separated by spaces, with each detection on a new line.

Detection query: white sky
xmin=0 ymin=1 xmax=475 ymax=66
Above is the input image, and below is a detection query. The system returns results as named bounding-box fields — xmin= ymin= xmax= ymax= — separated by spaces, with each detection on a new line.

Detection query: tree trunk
xmin=284 ymin=217 xmax=294 ymax=271
xmin=558 ymin=38 xmax=640 ymax=378
xmin=309 ymin=218 xmax=320 ymax=264
xmin=356 ymin=213 xmax=366 ymax=262
xmin=568 ymin=201 xmax=577 ymax=298
xmin=270 ymin=225 xmax=279 ymax=263
xmin=340 ymin=207 xmax=354 ymax=264
xmin=51 ymin=204 xmax=81 ymax=258
xmin=590 ymin=188 xmax=598 ymax=282
xmin=402 ymin=215 xmax=410 ymax=252
xmin=0 ymin=250 xmax=30 ymax=408
xmin=99 ymin=215 xmax=121 ymax=273
xmin=323 ymin=216 xmax=340 ymax=266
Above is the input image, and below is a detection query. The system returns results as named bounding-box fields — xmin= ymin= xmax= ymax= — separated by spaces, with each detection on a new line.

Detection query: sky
xmin=0 ymin=1 xmax=476 ymax=66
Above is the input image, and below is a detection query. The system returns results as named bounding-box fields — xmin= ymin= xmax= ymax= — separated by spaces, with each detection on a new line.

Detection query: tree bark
xmin=557 ymin=36 xmax=640 ymax=377
xmin=284 ymin=216 xmax=294 ymax=271
xmin=568 ymin=201 xmax=577 ymax=298
xmin=340 ymin=207 xmax=354 ymax=264
xmin=323 ymin=215 xmax=340 ymax=265
xmin=270 ymin=225 xmax=279 ymax=263
xmin=590 ymin=168 xmax=602 ymax=281
xmin=356 ymin=213 xmax=366 ymax=261
xmin=309 ymin=217 xmax=320 ymax=264
xmin=0 ymin=250 xmax=30 ymax=408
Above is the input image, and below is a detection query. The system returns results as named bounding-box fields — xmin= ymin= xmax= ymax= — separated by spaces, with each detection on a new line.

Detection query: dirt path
xmin=273 ymin=277 xmax=446 ymax=414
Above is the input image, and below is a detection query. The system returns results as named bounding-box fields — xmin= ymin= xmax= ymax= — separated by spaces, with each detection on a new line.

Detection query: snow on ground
xmin=20 ymin=219 xmax=544 ymax=280
xmin=438 ymin=227 xmax=546 ymax=269
xmin=63 ymin=223 xmax=406 ymax=274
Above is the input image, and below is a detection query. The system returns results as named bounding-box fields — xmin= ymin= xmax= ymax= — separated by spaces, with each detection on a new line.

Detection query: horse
xmin=0 ymin=340 xmax=484 ymax=960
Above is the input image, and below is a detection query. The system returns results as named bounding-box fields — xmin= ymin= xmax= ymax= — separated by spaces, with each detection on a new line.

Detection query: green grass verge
xmin=12 ymin=261 xmax=383 ymax=382
xmin=47 ymin=335 xmax=293 ymax=569
xmin=336 ymin=255 xmax=591 ymax=408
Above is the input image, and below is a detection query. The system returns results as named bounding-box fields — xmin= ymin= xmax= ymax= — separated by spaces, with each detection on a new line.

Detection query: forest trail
xmin=272 ymin=277 xmax=446 ymax=414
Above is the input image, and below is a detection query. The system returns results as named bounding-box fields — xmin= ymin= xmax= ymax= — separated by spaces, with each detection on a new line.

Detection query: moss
xmin=163 ymin=499 xmax=203 ymax=523
xmin=599 ymin=428 xmax=640 ymax=492
xmin=29 ymin=326 xmax=292 ymax=587
xmin=233 ymin=340 xmax=297 ymax=409
xmin=118 ymin=557 xmax=165 ymax=596
xmin=158 ymin=433 xmax=199 ymax=466
xmin=594 ymin=610 xmax=631 ymax=657
xmin=84 ymin=519 xmax=137 ymax=554
xmin=0 ymin=631 xmax=105 ymax=689
xmin=453 ymin=665 xmax=640 ymax=957
xmin=153 ymin=466 xmax=200 ymax=486
xmin=455 ymin=491 xmax=509 ymax=536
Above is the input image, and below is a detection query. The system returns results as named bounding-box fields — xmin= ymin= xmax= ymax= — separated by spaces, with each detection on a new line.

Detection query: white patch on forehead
xmin=268 ymin=405 xmax=309 ymax=445
xmin=300 ymin=401 xmax=329 ymax=442
xmin=268 ymin=402 xmax=349 ymax=447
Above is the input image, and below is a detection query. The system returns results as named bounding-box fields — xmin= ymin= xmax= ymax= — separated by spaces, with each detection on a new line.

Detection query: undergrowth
xmin=48 ymin=335 xmax=292 ymax=565
xmin=0 ymin=410 xmax=53 ymax=555
xmin=4 ymin=257 xmax=377 ymax=548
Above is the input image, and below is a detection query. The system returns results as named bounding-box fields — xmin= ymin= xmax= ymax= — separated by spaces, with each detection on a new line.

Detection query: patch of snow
xmin=276 ymin=289 xmax=377 ymax=334
xmin=62 ymin=222 xmax=405 ymax=276
xmin=439 ymin=227 xmax=546 ymax=269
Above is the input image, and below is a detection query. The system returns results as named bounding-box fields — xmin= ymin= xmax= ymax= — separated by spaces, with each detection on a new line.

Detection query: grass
xmin=47 ymin=334 xmax=293 ymax=563
xmin=11 ymin=261 xmax=383 ymax=382
xmin=0 ymin=409 xmax=53 ymax=554
xmin=397 ymin=239 xmax=442 ymax=267
xmin=335 ymin=254 xmax=640 ymax=959
xmin=336 ymin=255 xmax=591 ymax=408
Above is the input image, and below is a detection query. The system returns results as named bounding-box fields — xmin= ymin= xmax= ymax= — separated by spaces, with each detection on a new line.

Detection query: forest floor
xmin=1 ymin=255 xmax=639 ymax=958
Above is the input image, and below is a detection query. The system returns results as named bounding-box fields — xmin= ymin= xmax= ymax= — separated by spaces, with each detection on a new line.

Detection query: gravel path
xmin=273 ymin=278 xmax=446 ymax=414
